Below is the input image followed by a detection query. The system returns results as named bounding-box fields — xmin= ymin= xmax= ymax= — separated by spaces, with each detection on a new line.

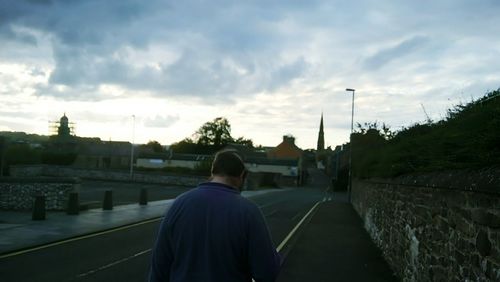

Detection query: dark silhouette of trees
xmin=141 ymin=140 xmax=164 ymax=153
xmin=195 ymin=117 xmax=233 ymax=147
xmin=170 ymin=138 xmax=199 ymax=154
xmin=171 ymin=117 xmax=254 ymax=154
xmin=351 ymin=88 xmax=500 ymax=178
xmin=233 ymin=136 xmax=254 ymax=147
xmin=4 ymin=143 xmax=41 ymax=165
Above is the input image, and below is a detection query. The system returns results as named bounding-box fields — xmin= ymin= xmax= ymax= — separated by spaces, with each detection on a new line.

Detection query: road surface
xmin=0 ymin=187 xmax=324 ymax=282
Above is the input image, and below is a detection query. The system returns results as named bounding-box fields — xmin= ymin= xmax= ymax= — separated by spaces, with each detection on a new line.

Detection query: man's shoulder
xmin=173 ymin=182 xmax=245 ymax=202
xmin=236 ymin=195 xmax=262 ymax=216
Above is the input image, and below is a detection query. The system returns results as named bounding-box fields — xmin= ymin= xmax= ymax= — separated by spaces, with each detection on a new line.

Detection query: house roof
xmin=222 ymin=144 xmax=268 ymax=159
xmin=267 ymin=137 xmax=303 ymax=160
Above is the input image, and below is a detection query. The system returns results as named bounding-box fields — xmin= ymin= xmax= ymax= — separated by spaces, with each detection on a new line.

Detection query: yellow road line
xmin=0 ymin=217 xmax=163 ymax=259
xmin=276 ymin=201 xmax=321 ymax=252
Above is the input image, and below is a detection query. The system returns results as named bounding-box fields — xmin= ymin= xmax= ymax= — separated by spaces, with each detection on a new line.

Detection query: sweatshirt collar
xmin=198 ymin=182 xmax=241 ymax=194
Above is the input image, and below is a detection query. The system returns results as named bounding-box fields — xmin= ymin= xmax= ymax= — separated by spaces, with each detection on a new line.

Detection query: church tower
xmin=317 ymin=113 xmax=325 ymax=151
xmin=58 ymin=113 xmax=71 ymax=137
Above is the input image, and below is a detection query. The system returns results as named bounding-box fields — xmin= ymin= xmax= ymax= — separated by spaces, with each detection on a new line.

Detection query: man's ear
xmin=240 ymin=170 xmax=248 ymax=180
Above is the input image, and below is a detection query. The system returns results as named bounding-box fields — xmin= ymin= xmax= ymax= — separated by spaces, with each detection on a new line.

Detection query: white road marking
xmin=4 ymin=196 xmax=322 ymax=280
xmin=77 ymin=249 xmax=152 ymax=278
xmin=276 ymin=201 xmax=321 ymax=252
xmin=75 ymin=201 xmax=322 ymax=278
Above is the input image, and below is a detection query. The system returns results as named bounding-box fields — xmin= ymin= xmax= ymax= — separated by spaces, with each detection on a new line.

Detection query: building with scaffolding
xmin=49 ymin=113 xmax=75 ymax=137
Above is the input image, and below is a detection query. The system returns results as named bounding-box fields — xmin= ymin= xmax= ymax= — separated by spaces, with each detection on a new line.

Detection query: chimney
xmin=283 ymin=135 xmax=295 ymax=145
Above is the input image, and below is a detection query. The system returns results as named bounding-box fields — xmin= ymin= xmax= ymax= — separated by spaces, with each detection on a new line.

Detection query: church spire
xmin=317 ymin=112 xmax=325 ymax=151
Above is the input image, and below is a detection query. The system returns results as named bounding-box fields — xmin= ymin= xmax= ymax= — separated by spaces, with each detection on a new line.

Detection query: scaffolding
xmin=48 ymin=120 xmax=76 ymax=136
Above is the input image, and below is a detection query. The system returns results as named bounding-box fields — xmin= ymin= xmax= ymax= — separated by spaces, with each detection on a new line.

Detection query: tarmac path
xmin=0 ymin=187 xmax=324 ymax=282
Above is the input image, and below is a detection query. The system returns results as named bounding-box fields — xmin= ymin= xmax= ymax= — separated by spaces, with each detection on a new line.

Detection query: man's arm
xmin=247 ymin=205 xmax=281 ymax=282
xmin=149 ymin=218 xmax=173 ymax=282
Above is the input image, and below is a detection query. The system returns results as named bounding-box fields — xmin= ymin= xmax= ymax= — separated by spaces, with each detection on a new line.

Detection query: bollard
xmin=67 ymin=192 xmax=80 ymax=215
xmin=139 ymin=188 xmax=148 ymax=205
xmin=32 ymin=195 xmax=46 ymax=220
xmin=102 ymin=190 xmax=113 ymax=210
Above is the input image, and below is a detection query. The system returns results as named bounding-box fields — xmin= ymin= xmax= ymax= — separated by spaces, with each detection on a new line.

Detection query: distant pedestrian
xmin=149 ymin=150 xmax=281 ymax=282
xmin=324 ymin=184 xmax=333 ymax=201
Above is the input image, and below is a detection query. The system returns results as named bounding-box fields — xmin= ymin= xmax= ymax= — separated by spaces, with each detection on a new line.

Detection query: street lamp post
xmin=345 ymin=88 xmax=355 ymax=202
xmin=130 ymin=115 xmax=135 ymax=178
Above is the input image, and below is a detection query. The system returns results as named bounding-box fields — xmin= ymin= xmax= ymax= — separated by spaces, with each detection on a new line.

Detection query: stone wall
xmin=9 ymin=165 xmax=206 ymax=187
xmin=351 ymin=168 xmax=500 ymax=281
xmin=10 ymin=165 xmax=293 ymax=189
xmin=0 ymin=177 xmax=80 ymax=211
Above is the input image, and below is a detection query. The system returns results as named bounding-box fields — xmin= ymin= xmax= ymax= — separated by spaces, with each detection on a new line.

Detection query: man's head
xmin=211 ymin=150 xmax=247 ymax=190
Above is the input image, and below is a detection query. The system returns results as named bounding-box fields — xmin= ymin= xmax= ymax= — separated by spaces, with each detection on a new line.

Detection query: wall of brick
xmin=351 ymin=168 xmax=500 ymax=281
xmin=0 ymin=178 xmax=80 ymax=211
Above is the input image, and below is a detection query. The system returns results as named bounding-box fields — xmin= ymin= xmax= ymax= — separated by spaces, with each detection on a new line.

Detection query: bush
xmin=41 ymin=151 xmax=77 ymax=165
xmin=4 ymin=144 xmax=41 ymax=165
xmin=352 ymin=89 xmax=500 ymax=178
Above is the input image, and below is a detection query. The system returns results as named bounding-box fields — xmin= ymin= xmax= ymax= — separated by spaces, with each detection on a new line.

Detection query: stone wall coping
xmin=358 ymin=166 xmax=500 ymax=196
xmin=358 ymin=179 xmax=499 ymax=196
xmin=0 ymin=177 xmax=81 ymax=184
xmin=9 ymin=164 xmax=208 ymax=178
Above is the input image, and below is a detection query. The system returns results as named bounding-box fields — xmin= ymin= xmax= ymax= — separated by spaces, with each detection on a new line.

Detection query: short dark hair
xmin=211 ymin=150 xmax=246 ymax=177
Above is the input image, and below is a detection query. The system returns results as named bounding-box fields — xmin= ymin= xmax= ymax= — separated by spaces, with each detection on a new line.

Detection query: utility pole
xmin=345 ymin=88 xmax=355 ymax=203
xmin=130 ymin=115 xmax=135 ymax=178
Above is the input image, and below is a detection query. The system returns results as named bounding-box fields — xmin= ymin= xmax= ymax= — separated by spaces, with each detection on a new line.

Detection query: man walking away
xmin=149 ymin=150 xmax=281 ymax=282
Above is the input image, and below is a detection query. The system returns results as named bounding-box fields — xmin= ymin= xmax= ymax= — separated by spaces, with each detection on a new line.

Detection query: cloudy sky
xmin=1 ymin=0 xmax=499 ymax=149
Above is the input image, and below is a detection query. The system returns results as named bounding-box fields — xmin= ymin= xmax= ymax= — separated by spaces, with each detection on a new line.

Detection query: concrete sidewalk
xmin=0 ymin=188 xmax=286 ymax=255
xmin=277 ymin=194 xmax=398 ymax=282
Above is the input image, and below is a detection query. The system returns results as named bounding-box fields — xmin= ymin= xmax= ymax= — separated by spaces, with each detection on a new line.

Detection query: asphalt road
xmin=0 ymin=187 xmax=324 ymax=282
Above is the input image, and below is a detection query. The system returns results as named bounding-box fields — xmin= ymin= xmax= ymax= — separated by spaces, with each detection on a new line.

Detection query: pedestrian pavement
xmin=277 ymin=192 xmax=399 ymax=282
xmin=0 ymin=188 xmax=286 ymax=255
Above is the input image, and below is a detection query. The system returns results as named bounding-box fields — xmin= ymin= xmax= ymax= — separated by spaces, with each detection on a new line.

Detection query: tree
xmin=355 ymin=121 xmax=394 ymax=140
xmin=171 ymin=117 xmax=255 ymax=154
xmin=195 ymin=117 xmax=233 ymax=147
xmin=145 ymin=140 xmax=164 ymax=153
xmin=233 ymin=136 xmax=254 ymax=148
xmin=170 ymin=138 xmax=198 ymax=154
xmin=4 ymin=143 xmax=41 ymax=165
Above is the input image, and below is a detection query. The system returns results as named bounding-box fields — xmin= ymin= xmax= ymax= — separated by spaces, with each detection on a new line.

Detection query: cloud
xmin=363 ymin=36 xmax=430 ymax=70
xmin=29 ymin=66 xmax=45 ymax=77
xmin=2 ymin=0 xmax=500 ymax=147
xmin=144 ymin=115 xmax=180 ymax=128
xmin=34 ymin=84 xmax=103 ymax=101
xmin=0 ymin=25 xmax=38 ymax=45
xmin=0 ymin=0 xmax=318 ymax=101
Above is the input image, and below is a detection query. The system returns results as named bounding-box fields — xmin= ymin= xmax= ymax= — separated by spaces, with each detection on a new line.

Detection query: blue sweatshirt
xmin=149 ymin=182 xmax=281 ymax=282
